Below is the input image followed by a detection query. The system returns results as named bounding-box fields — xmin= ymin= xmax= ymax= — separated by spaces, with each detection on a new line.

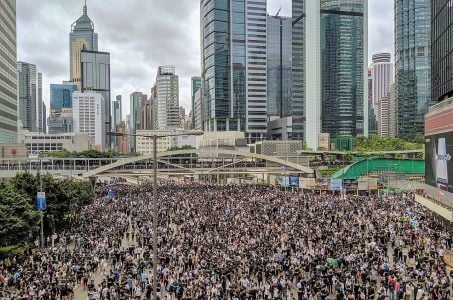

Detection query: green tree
xmin=0 ymin=186 xmax=40 ymax=247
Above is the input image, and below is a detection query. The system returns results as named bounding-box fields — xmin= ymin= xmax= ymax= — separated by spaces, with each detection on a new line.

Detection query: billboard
xmin=425 ymin=132 xmax=453 ymax=192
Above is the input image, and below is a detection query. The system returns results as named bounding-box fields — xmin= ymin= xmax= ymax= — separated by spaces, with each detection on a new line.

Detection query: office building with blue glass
xmin=292 ymin=0 xmax=368 ymax=149
xmin=394 ymin=0 xmax=432 ymax=137
xmin=50 ymin=83 xmax=77 ymax=111
xmin=200 ymin=0 xmax=268 ymax=142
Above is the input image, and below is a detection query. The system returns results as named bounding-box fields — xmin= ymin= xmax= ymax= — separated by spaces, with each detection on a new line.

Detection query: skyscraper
xmin=129 ymin=92 xmax=147 ymax=152
xmin=200 ymin=0 xmax=268 ymax=142
xmin=371 ymin=53 xmax=394 ymax=109
xmin=190 ymin=76 xmax=201 ymax=129
xmin=50 ymin=83 xmax=78 ymax=111
xmin=72 ymin=92 xmax=105 ymax=151
xmin=267 ymin=14 xmax=292 ymax=119
xmin=292 ymin=0 xmax=368 ymax=148
xmin=431 ymin=0 xmax=453 ymax=102
xmin=0 ymin=0 xmax=17 ymax=144
xmin=69 ymin=0 xmax=98 ymax=90
xmin=113 ymin=95 xmax=122 ymax=129
xmin=80 ymin=50 xmax=111 ymax=148
xmin=155 ymin=66 xmax=179 ymax=130
xmin=395 ymin=0 xmax=432 ymax=138
xmin=17 ymin=62 xmax=42 ymax=132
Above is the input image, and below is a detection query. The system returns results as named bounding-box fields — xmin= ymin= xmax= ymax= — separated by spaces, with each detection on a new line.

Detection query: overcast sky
xmin=16 ymin=0 xmax=394 ymax=119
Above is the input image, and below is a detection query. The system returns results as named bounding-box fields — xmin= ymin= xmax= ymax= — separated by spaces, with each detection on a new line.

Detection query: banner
xmin=330 ymin=179 xmax=343 ymax=191
xmin=368 ymin=178 xmax=378 ymax=190
xmin=289 ymin=176 xmax=299 ymax=188
xmin=299 ymin=178 xmax=316 ymax=189
xmin=358 ymin=178 xmax=368 ymax=190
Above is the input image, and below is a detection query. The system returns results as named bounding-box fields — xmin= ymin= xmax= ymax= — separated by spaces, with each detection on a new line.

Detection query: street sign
xmin=37 ymin=192 xmax=46 ymax=211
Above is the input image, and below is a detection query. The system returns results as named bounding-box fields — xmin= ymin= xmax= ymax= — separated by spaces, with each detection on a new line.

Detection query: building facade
xmin=267 ymin=14 xmax=292 ymax=119
xmin=129 ymin=92 xmax=147 ymax=152
xmin=200 ymin=0 xmax=268 ymax=142
xmin=0 ymin=0 xmax=17 ymax=144
xmin=50 ymin=83 xmax=78 ymax=112
xmin=395 ymin=0 xmax=432 ymax=137
xmin=69 ymin=1 xmax=98 ymax=90
xmin=17 ymin=62 xmax=42 ymax=133
xmin=292 ymin=0 xmax=368 ymax=149
xmin=431 ymin=0 xmax=453 ymax=102
xmin=80 ymin=50 xmax=111 ymax=148
xmin=371 ymin=53 xmax=394 ymax=109
xmin=113 ymin=95 xmax=122 ymax=129
xmin=155 ymin=66 xmax=179 ymax=130
xmin=191 ymin=76 xmax=201 ymax=129
xmin=19 ymin=130 xmax=92 ymax=155
xmin=72 ymin=92 xmax=105 ymax=151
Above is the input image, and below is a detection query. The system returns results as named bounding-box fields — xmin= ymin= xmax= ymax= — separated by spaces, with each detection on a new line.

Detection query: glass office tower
xmin=0 ymin=0 xmax=17 ymax=143
xmin=395 ymin=0 xmax=432 ymax=137
xmin=267 ymin=15 xmax=292 ymax=118
xmin=291 ymin=0 xmax=368 ymax=148
xmin=200 ymin=0 xmax=268 ymax=142
xmin=50 ymin=83 xmax=78 ymax=111
xmin=80 ymin=50 xmax=111 ymax=148
xmin=431 ymin=0 xmax=453 ymax=102
xmin=320 ymin=0 xmax=367 ymax=137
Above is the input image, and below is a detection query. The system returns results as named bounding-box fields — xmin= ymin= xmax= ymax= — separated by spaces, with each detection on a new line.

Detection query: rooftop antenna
xmin=275 ymin=7 xmax=281 ymax=17
xmin=83 ymin=0 xmax=87 ymax=15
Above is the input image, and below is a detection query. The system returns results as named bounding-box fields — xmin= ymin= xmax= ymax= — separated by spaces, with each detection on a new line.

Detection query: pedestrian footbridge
xmin=0 ymin=149 xmax=314 ymax=179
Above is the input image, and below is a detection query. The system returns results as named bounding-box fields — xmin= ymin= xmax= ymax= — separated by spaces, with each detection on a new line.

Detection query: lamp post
xmin=108 ymin=130 xmax=203 ymax=300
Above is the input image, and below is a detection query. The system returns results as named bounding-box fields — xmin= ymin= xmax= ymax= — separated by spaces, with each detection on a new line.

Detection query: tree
xmin=0 ymin=186 xmax=40 ymax=247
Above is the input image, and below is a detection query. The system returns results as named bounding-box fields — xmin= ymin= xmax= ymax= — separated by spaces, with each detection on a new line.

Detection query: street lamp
xmin=107 ymin=130 xmax=203 ymax=300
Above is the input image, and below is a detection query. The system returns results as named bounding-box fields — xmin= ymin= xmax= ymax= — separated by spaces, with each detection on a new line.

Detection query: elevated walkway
xmin=331 ymin=158 xmax=424 ymax=180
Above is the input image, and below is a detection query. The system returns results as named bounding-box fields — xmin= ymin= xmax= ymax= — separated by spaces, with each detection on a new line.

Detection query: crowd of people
xmin=0 ymin=181 xmax=451 ymax=299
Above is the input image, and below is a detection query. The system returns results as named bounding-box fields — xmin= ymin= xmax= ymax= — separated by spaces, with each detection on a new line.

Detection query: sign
xmin=37 ymin=192 xmax=46 ymax=211
xmin=289 ymin=176 xmax=299 ymax=188
xmin=358 ymin=178 xmax=369 ymax=190
xmin=299 ymin=177 xmax=316 ymax=189
xmin=330 ymin=179 xmax=343 ymax=191
xmin=368 ymin=178 xmax=378 ymax=190
xmin=108 ymin=189 xmax=116 ymax=199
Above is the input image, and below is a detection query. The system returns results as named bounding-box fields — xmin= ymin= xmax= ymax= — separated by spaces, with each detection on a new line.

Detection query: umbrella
xmin=327 ymin=258 xmax=338 ymax=266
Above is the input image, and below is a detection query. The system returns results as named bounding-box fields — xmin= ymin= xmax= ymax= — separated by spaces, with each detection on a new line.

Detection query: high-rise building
xmin=17 ymin=62 xmax=42 ymax=132
xmin=42 ymin=103 xmax=47 ymax=134
xmin=50 ymin=83 xmax=78 ymax=112
xmin=200 ymin=0 xmax=268 ymax=142
xmin=113 ymin=95 xmax=122 ymax=129
xmin=69 ymin=1 xmax=98 ymax=90
xmin=141 ymin=100 xmax=153 ymax=130
xmin=80 ymin=50 xmax=111 ymax=147
xmin=72 ymin=92 xmax=105 ymax=151
xmin=371 ymin=53 xmax=394 ymax=109
xmin=0 ymin=0 xmax=18 ymax=144
xmin=395 ymin=0 xmax=432 ymax=138
xmin=431 ymin=0 xmax=453 ymax=102
xmin=292 ymin=0 xmax=368 ymax=149
xmin=129 ymin=92 xmax=147 ymax=152
xmin=191 ymin=76 xmax=201 ymax=129
xmin=155 ymin=66 xmax=179 ymax=130
xmin=267 ymin=14 xmax=292 ymax=119
xmin=368 ymin=68 xmax=378 ymax=135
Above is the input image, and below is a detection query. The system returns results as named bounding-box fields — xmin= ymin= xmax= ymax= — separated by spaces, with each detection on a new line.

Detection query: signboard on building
xmin=358 ymin=178 xmax=368 ymax=190
xmin=425 ymin=133 xmax=453 ymax=192
xmin=330 ymin=179 xmax=343 ymax=191
xmin=299 ymin=177 xmax=316 ymax=189
xmin=318 ymin=133 xmax=330 ymax=151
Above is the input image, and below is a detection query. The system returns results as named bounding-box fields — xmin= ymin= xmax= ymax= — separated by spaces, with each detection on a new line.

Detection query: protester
xmin=0 ymin=182 xmax=451 ymax=299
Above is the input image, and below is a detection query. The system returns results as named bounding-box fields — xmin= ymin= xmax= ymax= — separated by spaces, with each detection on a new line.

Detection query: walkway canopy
xmin=331 ymin=158 xmax=425 ymax=180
